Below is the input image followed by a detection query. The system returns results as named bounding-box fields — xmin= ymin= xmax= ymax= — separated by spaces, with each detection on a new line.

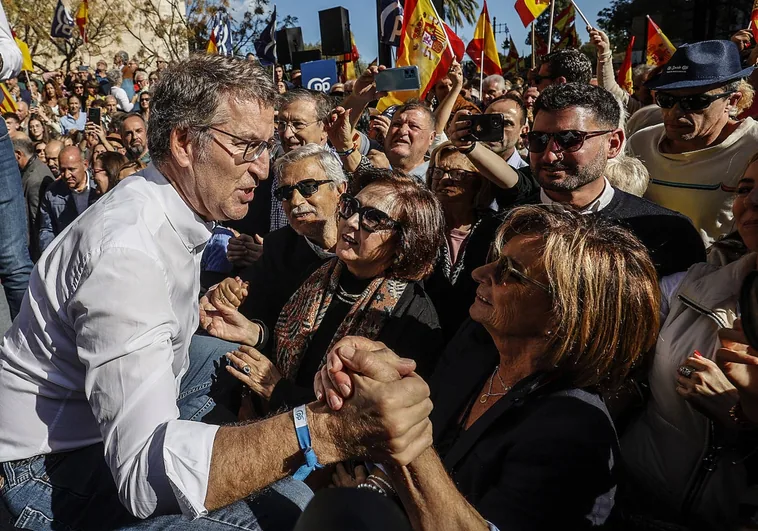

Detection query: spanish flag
xmin=465 ymin=1 xmax=501 ymax=76
xmin=207 ymin=29 xmax=218 ymax=54
xmin=502 ymin=36 xmax=520 ymax=76
xmin=11 ymin=30 xmax=33 ymax=72
xmin=617 ymin=36 xmax=636 ymax=94
xmin=75 ymin=0 xmax=88 ymax=43
xmin=378 ymin=0 xmax=454 ymax=110
xmin=342 ymin=33 xmax=359 ymax=81
xmin=553 ymin=3 xmax=575 ymax=34
xmin=646 ymin=16 xmax=675 ymax=66
xmin=751 ymin=0 xmax=758 ymax=44
xmin=515 ymin=0 xmax=550 ymax=28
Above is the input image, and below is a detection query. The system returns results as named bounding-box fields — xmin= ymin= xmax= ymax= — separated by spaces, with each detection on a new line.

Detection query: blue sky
xmin=233 ymin=0 xmax=608 ymax=61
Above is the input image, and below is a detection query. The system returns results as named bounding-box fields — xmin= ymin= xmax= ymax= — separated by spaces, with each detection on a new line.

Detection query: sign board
xmin=301 ymin=59 xmax=339 ymax=93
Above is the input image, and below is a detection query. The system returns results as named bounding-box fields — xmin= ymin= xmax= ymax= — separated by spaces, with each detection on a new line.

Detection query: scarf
xmin=440 ymin=217 xmax=483 ymax=284
xmin=274 ymin=258 xmax=408 ymax=381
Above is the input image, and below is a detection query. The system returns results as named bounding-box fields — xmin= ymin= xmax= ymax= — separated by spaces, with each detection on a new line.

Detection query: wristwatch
xmin=458 ymin=142 xmax=477 ymax=155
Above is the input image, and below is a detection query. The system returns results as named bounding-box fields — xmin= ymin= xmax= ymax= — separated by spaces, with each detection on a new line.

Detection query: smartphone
xmin=375 ymin=66 xmax=421 ymax=93
xmin=87 ymin=107 xmax=101 ymax=126
xmin=381 ymin=105 xmax=399 ymax=120
xmin=464 ymin=113 xmax=505 ymax=143
xmin=78 ymin=65 xmax=89 ymax=72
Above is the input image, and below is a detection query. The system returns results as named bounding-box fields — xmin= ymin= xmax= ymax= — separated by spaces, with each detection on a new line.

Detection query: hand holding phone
xmin=375 ymin=66 xmax=421 ymax=93
xmin=463 ymin=114 xmax=505 ymax=143
xmin=87 ymin=107 xmax=101 ymax=126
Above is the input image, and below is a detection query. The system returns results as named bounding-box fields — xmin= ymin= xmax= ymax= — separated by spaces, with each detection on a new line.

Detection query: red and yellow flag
xmin=555 ymin=23 xmax=579 ymax=50
xmin=553 ymin=3 xmax=575 ymax=34
xmin=75 ymin=0 xmax=88 ymax=43
xmin=207 ymin=30 xmax=218 ymax=54
xmin=465 ymin=1 xmax=501 ymax=76
xmin=11 ymin=29 xmax=33 ymax=72
xmin=341 ymin=33 xmax=359 ymax=81
xmin=379 ymin=0 xmax=454 ymax=110
xmin=0 ymin=84 xmax=17 ymax=113
xmin=502 ymin=36 xmax=520 ymax=76
xmin=617 ymin=36 xmax=636 ymax=94
xmin=515 ymin=0 xmax=550 ymax=28
xmin=751 ymin=1 xmax=758 ymax=44
xmin=646 ymin=16 xmax=675 ymax=66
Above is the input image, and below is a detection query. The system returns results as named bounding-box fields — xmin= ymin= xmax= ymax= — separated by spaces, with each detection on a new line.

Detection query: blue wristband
xmin=292 ymin=405 xmax=323 ymax=481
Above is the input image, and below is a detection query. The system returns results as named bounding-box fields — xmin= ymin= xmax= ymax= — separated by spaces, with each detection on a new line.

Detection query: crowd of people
xmin=4 ymin=3 xmax=758 ymax=529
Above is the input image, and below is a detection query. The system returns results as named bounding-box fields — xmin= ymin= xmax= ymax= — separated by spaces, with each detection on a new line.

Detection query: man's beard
xmin=127 ymin=143 xmax=144 ymax=159
xmin=535 ymin=150 xmax=607 ymax=192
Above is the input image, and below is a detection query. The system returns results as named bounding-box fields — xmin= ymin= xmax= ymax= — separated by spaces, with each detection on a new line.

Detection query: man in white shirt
xmin=0 ymin=54 xmax=433 ymax=529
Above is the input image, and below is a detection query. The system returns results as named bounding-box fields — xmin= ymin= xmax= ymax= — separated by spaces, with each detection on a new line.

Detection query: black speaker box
xmin=276 ymin=27 xmax=304 ymax=65
xmin=292 ymin=49 xmax=323 ymax=69
xmin=319 ymin=7 xmax=351 ymax=56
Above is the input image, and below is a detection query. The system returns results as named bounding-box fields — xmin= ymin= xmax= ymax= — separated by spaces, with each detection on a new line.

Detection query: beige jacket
xmin=620 ymin=253 xmax=756 ymax=528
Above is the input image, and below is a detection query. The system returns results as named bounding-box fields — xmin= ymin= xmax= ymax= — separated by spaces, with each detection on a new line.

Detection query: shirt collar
xmin=539 ymin=177 xmax=615 ymax=214
xmin=140 ymin=164 xmax=214 ymax=252
xmin=303 ymin=235 xmax=336 ymax=259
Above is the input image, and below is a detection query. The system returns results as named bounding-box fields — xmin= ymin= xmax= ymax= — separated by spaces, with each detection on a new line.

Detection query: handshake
xmin=312 ymin=336 xmax=434 ymax=467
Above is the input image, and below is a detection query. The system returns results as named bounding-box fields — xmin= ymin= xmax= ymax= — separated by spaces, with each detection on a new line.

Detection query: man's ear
xmin=727 ymin=91 xmax=743 ymax=115
xmin=171 ymin=128 xmax=193 ymax=169
xmin=337 ymin=180 xmax=348 ymax=195
xmin=607 ymin=128 xmax=626 ymax=160
xmin=555 ymin=76 xmax=568 ymax=85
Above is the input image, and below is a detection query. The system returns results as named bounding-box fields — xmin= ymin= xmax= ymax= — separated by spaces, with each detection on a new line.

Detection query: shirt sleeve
xmin=0 ymin=4 xmax=22 ymax=80
xmin=69 ymin=246 xmax=218 ymax=519
xmin=112 ymin=87 xmax=134 ymax=112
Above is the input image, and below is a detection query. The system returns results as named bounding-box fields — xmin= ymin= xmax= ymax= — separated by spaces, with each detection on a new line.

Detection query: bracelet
xmin=335 ymin=144 xmax=357 ymax=157
xmin=730 ymin=401 xmax=752 ymax=426
xmin=250 ymin=319 xmax=269 ymax=349
xmin=292 ymin=405 xmax=324 ymax=481
xmin=458 ymin=142 xmax=476 ymax=155
xmin=367 ymin=474 xmax=395 ymax=495
xmin=358 ymin=481 xmax=387 ymax=496
xmin=599 ymin=52 xmax=613 ymax=62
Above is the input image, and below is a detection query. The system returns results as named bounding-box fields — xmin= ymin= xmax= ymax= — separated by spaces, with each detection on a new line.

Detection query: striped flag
xmin=515 ymin=0 xmax=550 ymax=28
xmin=465 ymin=0 xmax=501 ymax=75
xmin=208 ymin=10 xmax=233 ymax=56
xmin=646 ymin=16 xmax=675 ymax=66
xmin=751 ymin=0 xmax=758 ymax=44
xmin=617 ymin=36 xmax=636 ymax=94
xmin=75 ymin=0 xmax=88 ymax=43
xmin=254 ymin=7 xmax=277 ymax=65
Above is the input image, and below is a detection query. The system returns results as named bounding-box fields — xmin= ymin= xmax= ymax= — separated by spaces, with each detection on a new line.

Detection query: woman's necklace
xmin=480 ymin=365 xmax=512 ymax=404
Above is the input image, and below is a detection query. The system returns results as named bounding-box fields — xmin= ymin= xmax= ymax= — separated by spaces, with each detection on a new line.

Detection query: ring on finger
xmin=678 ymin=365 xmax=695 ymax=378
xmin=242 ymin=365 xmax=252 ymax=375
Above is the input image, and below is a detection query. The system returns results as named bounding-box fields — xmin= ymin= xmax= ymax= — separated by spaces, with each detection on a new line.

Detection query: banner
xmin=380 ymin=0 xmax=404 ymax=47
xmin=515 ymin=0 xmax=550 ymax=28
xmin=254 ymin=7 xmax=277 ymax=66
xmin=465 ymin=0 xmax=501 ymax=75
xmin=208 ymin=10 xmax=233 ymax=56
xmin=301 ymin=59 xmax=339 ymax=92
xmin=50 ymin=0 xmax=75 ymax=40
xmin=617 ymin=36 xmax=636 ymax=94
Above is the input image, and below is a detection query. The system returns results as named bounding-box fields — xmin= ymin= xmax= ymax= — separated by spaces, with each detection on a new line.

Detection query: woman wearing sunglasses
xmin=321 ymin=205 xmax=660 ymax=530
xmin=220 ymin=171 xmax=446 ymax=414
xmin=424 ymin=142 xmax=496 ymax=340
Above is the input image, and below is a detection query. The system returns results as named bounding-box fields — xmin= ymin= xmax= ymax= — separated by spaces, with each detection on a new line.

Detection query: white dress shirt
xmin=0 ymin=3 xmax=22 ymax=80
xmin=539 ymin=177 xmax=616 ymax=214
xmin=0 ymin=166 xmax=218 ymax=519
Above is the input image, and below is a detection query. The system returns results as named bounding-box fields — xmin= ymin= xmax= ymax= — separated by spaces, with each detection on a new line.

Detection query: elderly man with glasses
xmin=0 ymin=55 xmax=434 ymax=529
xmin=628 ymin=40 xmax=758 ymax=245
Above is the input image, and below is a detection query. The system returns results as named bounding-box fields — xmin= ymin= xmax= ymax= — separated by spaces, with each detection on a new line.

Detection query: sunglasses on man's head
xmin=523 ymin=130 xmax=613 ymax=154
xmin=338 ymin=193 xmax=400 ymax=233
xmin=274 ymin=179 xmax=333 ymax=201
xmin=654 ymin=91 xmax=734 ymax=112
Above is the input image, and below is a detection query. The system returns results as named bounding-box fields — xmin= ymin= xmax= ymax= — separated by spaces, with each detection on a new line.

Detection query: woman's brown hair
xmin=494 ymin=205 xmax=660 ymax=391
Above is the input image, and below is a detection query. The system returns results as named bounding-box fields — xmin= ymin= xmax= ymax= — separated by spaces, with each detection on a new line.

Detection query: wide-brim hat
xmin=645 ymin=40 xmax=755 ymax=91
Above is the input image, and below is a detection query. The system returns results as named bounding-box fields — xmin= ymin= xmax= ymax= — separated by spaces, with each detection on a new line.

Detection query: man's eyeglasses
xmin=207 ymin=126 xmax=274 ymax=162
xmin=531 ymin=74 xmax=555 ymax=86
xmin=655 ymin=91 xmax=734 ymax=112
xmin=429 ymin=167 xmax=479 ymax=181
xmin=275 ymin=119 xmax=321 ymax=134
xmin=523 ymin=130 xmax=613 ymax=154
xmin=338 ymin=193 xmax=400 ymax=233
xmin=493 ymin=254 xmax=552 ymax=293
xmin=274 ymin=179 xmax=333 ymax=201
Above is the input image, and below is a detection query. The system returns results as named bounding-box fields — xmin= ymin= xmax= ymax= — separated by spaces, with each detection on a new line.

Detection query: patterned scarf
xmin=440 ymin=217 xmax=483 ymax=284
xmin=274 ymin=258 xmax=408 ymax=381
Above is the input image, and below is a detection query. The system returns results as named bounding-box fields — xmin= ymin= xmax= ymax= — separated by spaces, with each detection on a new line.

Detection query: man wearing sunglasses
xmin=628 ymin=40 xmax=758 ymax=244
xmin=451 ymin=82 xmax=705 ymax=278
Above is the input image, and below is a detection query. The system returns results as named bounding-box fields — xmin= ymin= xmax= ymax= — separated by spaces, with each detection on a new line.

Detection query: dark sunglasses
xmin=338 ymin=193 xmax=400 ymax=233
xmin=488 ymin=252 xmax=552 ymax=293
xmin=429 ymin=167 xmax=479 ymax=181
xmin=655 ymin=91 xmax=734 ymax=112
xmin=274 ymin=179 xmax=333 ymax=201
xmin=523 ymin=130 xmax=613 ymax=153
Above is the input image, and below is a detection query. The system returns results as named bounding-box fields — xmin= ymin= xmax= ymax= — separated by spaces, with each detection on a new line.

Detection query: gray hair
xmin=483 ymin=74 xmax=506 ymax=91
xmin=106 ymin=69 xmax=123 ymax=86
xmin=11 ymin=133 xmax=34 ymax=157
xmin=116 ymin=50 xmax=129 ymax=64
xmin=632 ymin=64 xmax=656 ymax=88
xmin=280 ymin=88 xmax=332 ymax=121
xmin=147 ymin=54 xmax=278 ymax=168
xmin=274 ymin=143 xmax=347 ymax=187
xmin=605 ymin=153 xmax=649 ymax=197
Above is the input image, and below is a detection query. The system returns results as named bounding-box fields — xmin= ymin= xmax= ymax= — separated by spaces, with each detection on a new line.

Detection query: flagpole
xmin=479 ymin=48 xmax=484 ymax=96
xmin=531 ymin=22 xmax=536 ymax=69
xmin=547 ymin=0 xmax=556 ymax=54
xmin=571 ymin=0 xmax=593 ymax=30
